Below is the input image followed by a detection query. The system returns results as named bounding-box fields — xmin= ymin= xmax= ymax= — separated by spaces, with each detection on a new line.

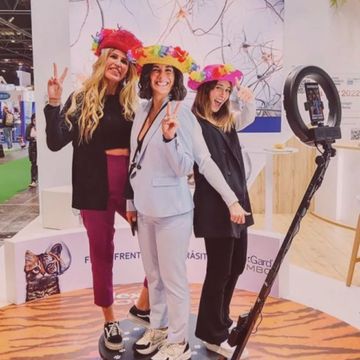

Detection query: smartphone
xmin=304 ymin=82 xmax=325 ymax=125
xmin=131 ymin=219 xmax=137 ymax=236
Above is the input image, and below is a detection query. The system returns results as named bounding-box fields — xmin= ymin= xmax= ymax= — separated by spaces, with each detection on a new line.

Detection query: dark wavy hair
xmin=138 ymin=64 xmax=187 ymax=100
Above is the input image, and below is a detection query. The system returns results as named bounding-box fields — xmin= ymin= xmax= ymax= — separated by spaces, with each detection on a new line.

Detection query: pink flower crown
xmin=128 ymin=45 xmax=199 ymax=74
xmin=188 ymin=64 xmax=243 ymax=90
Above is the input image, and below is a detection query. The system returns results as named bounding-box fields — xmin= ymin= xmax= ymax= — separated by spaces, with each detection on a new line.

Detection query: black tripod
xmin=228 ymin=142 xmax=336 ymax=359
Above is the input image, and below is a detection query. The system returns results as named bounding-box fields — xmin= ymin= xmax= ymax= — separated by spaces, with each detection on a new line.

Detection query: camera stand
xmin=229 ymin=142 xmax=336 ymax=360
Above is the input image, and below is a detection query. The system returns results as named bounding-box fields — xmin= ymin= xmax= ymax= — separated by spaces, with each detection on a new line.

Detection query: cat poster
xmin=6 ymin=226 xmax=146 ymax=304
xmin=6 ymin=225 xmax=286 ymax=304
xmin=24 ymin=242 xmax=71 ymax=302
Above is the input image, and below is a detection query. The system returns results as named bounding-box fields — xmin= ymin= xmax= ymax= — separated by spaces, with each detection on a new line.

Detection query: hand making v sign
xmin=162 ymin=101 xmax=181 ymax=141
xmin=47 ymin=63 xmax=68 ymax=106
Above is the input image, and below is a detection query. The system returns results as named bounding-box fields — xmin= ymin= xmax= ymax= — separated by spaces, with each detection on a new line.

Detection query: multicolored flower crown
xmin=91 ymin=27 xmax=142 ymax=57
xmin=188 ymin=64 xmax=243 ymax=90
xmin=128 ymin=45 xmax=198 ymax=74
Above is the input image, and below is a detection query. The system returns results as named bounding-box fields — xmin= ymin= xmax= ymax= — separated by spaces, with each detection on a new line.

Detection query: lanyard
xmin=129 ymin=100 xmax=169 ymax=178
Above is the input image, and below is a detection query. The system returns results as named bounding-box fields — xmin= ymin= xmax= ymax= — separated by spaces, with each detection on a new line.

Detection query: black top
xmin=193 ymin=117 xmax=254 ymax=239
xmin=44 ymin=92 xmax=132 ymax=210
xmin=101 ymin=95 xmax=132 ymax=150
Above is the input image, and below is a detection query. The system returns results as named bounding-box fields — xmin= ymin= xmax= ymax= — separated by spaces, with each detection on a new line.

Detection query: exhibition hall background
xmin=32 ymin=0 xmax=360 ymax=225
xmin=2 ymin=0 xmax=359 ymax=330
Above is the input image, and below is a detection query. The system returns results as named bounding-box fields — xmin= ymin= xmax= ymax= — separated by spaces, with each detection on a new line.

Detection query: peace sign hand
xmin=235 ymin=77 xmax=254 ymax=103
xmin=162 ymin=101 xmax=181 ymax=141
xmin=47 ymin=63 xmax=68 ymax=105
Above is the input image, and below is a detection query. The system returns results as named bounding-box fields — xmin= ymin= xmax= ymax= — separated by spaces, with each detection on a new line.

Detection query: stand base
xmin=99 ymin=315 xmax=221 ymax=359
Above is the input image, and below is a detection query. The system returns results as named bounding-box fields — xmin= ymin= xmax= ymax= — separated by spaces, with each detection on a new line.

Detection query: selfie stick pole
xmin=229 ymin=143 xmax=335 ymax=359
xmin=229 ymin=65 xmax=342 ymax=359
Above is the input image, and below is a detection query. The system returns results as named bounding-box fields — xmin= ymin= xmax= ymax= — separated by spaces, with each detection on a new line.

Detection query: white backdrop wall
xmin=31 ymin=0 xmax=72 ymax=213
xmin=68 ymin=0 xmax=284 ymax=117
xmin=284 ymin=0 xmax=360 ymax=140
xmin=31 ymin=0 xmax=360 ymax=208
xmin=32 ymin=0 xmax=286 ymax=205
xmin=283 ymin=0 xmax=360 ymax=227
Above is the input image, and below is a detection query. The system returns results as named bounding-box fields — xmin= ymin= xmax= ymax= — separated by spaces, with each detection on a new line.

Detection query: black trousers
xmin=195 ymin=231 xmax=248 ymax=344
xmin=28 ymin=141 xmax=37 ymax=182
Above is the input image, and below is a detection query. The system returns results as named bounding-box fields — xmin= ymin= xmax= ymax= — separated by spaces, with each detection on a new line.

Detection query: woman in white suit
xmin=126 ymin=45 xmax=248 ymax=360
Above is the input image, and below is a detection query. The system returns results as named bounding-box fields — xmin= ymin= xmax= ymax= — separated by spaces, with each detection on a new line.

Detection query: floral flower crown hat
xmin=92 ymin=27 xmax=142 ymax=57
xmin=128 ymin=44 xmax=199 ymax=74
xmin=188 ymin=64 xmax=243 ymax=90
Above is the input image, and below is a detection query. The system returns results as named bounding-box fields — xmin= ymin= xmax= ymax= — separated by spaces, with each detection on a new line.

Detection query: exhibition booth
xmin=1 ymin=0 xmax=360 ymax=358
xmin=0 ymin=84 xmax=35 ymax=146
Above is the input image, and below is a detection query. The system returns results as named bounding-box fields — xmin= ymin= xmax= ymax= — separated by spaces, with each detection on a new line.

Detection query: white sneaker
xmin=151 ymin=341 xmax=191 ymax=360
xmin=205 ymin=339 xmax=249 ymax=359
xmin=29 ymin=181 xmax=37 ymax=188
xmin=134 ymin=328 xmax=167 ymax=355
xmin=229 ymin=321 xmax=236 ymax=331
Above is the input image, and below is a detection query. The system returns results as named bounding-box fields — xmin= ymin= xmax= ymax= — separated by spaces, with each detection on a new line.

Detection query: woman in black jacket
xmin=188 ymin=64 xmax=256 ymax=359
xmin=44 ymin=27 xmax=142 ymax=351
xmin=25 ymin=113 xmax=37 ymax=187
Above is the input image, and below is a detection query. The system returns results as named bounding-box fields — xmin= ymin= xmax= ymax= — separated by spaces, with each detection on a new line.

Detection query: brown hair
xmin=191 ymin=80 xmax=234 ymax=132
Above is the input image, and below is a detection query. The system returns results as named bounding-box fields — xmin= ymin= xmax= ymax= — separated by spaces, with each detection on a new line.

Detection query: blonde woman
xmin=44 ymin=28 xmax=142 ymax=351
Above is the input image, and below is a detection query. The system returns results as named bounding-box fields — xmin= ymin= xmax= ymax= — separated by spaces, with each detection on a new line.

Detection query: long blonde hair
xmin=66 ymin=48 xmax=138 ymax=144
xmin=191 ymin=80 xmax=234 ymax=133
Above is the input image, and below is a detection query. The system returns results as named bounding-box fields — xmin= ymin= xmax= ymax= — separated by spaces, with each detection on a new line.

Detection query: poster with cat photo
xmin=24 ymin=242 xmax=71 ymax=302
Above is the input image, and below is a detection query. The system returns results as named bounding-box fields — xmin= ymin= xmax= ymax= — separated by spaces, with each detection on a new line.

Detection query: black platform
xmin=99 ymin=314 xmax=222 ymax=359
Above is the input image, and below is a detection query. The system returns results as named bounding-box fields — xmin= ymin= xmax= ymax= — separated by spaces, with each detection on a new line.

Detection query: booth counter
xmin=3 ymin=185 xmax=289 ymax=305
xmin=314 ymin=141 xmax=360 ymax=228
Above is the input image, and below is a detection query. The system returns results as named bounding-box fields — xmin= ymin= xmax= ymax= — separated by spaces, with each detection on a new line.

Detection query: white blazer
xmin=128 ymin=99 xmax=239 ymax=218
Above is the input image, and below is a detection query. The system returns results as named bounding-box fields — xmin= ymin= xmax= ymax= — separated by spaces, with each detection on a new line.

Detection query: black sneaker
xmin=103 ymin=321 xmax=124 ymax=351
xmin=128 ymin=305 xmax=151 ymax=328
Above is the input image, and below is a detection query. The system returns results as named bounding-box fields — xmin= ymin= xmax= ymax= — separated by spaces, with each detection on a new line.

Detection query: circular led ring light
xmin=283 ymin=65 xmax=341 ymax=146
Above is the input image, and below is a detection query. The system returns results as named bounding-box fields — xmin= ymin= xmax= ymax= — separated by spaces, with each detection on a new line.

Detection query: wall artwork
xmin=69 ymin=0 xmax=284 ymax=132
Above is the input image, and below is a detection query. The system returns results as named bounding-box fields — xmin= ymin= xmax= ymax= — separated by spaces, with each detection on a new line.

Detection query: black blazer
xmin=193 ymin=118 xmax=254 ymax=238
xmin=44 ymin=94 xmax=128 ymax=210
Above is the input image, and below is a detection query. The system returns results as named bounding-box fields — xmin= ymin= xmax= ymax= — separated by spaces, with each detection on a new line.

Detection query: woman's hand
xmin=126 ymin=211 xmax=137 ymax=225
xmin=47 ymin=63 xmax=68 ymax=106
xmin=228 ymin=202 xmax=251 ymax=224
xmin=162 ymin=102 xmax=181 ymax=140
xmin=235 ymin=78 xmax=254 ymax=103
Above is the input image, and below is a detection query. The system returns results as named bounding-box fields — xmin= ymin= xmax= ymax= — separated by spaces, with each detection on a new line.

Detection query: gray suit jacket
xmin=128 ymin=99 xmax=238 ymax=218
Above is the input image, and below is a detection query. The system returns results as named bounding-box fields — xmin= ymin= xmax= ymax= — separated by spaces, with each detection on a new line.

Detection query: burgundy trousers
xmin=81 ymin=154 xmax=129 ymax=307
